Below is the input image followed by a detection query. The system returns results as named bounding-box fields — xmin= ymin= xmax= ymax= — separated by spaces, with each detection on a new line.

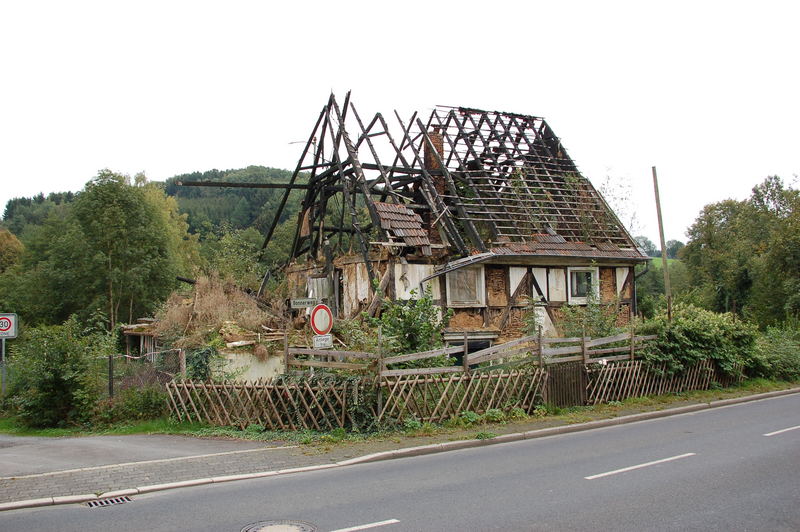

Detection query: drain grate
xmin=87 ymin=496 xmax=132 ymax=508
xmin=241 ymin=520 xmax=318 ymax=532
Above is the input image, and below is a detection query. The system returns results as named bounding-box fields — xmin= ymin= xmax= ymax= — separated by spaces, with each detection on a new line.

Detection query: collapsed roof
xmin=262 ymin=92 xmax=646 ymax=268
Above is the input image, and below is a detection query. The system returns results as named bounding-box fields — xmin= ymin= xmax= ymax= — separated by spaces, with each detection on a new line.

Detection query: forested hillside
xmin=0 ymin=166 xmax=305 ymax=327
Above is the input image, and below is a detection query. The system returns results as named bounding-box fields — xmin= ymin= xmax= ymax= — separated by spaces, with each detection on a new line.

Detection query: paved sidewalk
xmin=1 ymin=386 xmax=798 ymax=506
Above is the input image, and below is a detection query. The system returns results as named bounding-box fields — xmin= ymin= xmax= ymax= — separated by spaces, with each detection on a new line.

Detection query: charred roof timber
xmin=179 ymin=92 xmax=647 ymax=270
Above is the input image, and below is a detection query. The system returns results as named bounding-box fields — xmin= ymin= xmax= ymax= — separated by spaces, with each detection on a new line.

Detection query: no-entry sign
xmin=0 ymin=314 xmax=17 ymax=339
xmin=309 ymin=304 xmax=333 ymax=335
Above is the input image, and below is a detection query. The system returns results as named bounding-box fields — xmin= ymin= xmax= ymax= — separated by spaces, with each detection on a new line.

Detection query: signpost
xmin=0 ymin=313 xmax=18 ymax=396
xmin=313 ymin=334 xmax=333 ymax=349
xmin=290 ymin=298 xmax=318 ymax=309
xmin=310 ymin=304 xmax=333 ymax=349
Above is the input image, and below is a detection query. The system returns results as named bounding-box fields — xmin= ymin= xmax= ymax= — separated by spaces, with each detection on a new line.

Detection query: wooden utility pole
xmin=652 ymin=166 xmax=672 ymax=321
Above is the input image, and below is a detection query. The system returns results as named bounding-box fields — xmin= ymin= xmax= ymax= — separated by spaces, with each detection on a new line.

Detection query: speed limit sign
xmin=0 ymin=314 xmax=16 ymax=339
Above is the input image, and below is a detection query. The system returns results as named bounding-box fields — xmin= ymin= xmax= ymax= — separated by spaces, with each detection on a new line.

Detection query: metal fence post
xmin=1 ymin=338 xmax=6 ymax=396
xmin=108 ymin=354 xmax=114 ymax=398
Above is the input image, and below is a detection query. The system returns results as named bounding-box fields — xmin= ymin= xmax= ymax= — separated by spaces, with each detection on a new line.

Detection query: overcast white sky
xmin=1 ymin=0 xmax=797 ymax=243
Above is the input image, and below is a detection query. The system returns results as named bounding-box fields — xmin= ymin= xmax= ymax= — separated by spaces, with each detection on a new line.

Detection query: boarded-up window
xmin=446 ymin=266 xmax=485 ymax=307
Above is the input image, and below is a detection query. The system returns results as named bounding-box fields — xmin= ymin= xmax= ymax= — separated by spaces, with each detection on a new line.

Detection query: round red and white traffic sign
xmin=309 ymin=304 xmax=333 ymax=335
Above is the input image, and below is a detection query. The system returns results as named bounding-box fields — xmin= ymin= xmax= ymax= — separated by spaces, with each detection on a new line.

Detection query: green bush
xmin=638 ymin=303 xmax=757 ymax=376
xmin=751 ymin=326 xmax=800 ymax=380
xmin=551 ymin=292 xmax=624 ymax=338
xmin=8 ymin=318 xmax=111 ymax=427
xmin=93 ymin=385 xmax=168 ymax=425
xmin=368 ymin=286 xmax=452 ymax=357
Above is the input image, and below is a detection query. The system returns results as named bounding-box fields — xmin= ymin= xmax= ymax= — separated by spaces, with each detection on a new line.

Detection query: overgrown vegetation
xmin=637 ymin=303 xmax=758 ymax=376
xmin=367 ymin=287 xmax=452 ymax=356
xmin=5 ymin=318 xmax=111 ymax=427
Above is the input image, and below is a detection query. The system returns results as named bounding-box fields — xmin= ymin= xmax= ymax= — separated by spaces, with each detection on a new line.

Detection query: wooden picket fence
xmin=378 ymin=369 xmax=547 ymax=423
xmin=165 ymin=377 xmax=376 ymax=430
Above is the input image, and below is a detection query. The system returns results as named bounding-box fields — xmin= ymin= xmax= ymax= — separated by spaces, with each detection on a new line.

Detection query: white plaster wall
xmin=616 ymin=267 xmax=630 ymax=296
xmin=219 ymin=351 xmax=283 ymax=382
xmin=548 ymin=268 xmax=567 ymax=302
xmin=394 ymin=263 xmax=439 ymax=300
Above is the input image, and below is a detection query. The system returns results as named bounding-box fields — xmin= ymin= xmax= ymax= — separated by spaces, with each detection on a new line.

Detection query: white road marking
xmin=0 ymin=445 xmax=298 ymax=480
xmin=330 ymin=519 xmax=400 ymax=531
xmin=764 ymin=425 xmax=800 ymax=437
xmin=585 ymin=453 xmax=696 ymax=480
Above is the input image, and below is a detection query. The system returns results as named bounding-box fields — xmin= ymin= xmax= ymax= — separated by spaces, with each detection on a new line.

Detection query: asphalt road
xmin=0 ymin=434 xmax=271 ymax=477
xmin=2 ymin=393 xmax=799 ymax=531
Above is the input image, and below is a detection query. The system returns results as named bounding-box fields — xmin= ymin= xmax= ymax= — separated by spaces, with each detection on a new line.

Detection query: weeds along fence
xmin=165 ymin=332 xmax=742 ymax=428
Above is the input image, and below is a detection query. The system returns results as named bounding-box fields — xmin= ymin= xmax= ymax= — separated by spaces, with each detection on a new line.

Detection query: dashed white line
xmin=764 ymin=425 xmax=800 ymax=437
xmin=330 ymin=518 xmax=400 ymax=531
xmin=585 ymin=453 xmax=696 ymax=480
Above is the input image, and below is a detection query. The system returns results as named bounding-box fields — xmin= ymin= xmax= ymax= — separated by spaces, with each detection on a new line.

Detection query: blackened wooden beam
xmin=178 ymin=181 xmax=310 ymax=189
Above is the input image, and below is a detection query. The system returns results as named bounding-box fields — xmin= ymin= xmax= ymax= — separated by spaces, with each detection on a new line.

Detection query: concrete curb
xmin=2 ymin=386 xmax=798 ymax=512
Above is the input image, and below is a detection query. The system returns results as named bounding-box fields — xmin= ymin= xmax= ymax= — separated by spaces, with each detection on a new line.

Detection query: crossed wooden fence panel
xmin=166 ymin=378 xmax=375 ymax=430
xmin=167 ymin=360 xmax=741 ymax=428
xmin=378 ymin=369 xmax=547 ymax=423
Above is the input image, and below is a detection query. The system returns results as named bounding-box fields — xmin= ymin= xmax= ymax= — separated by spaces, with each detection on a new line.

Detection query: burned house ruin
xmin=265 ymin=93 xmax=648 ymax=344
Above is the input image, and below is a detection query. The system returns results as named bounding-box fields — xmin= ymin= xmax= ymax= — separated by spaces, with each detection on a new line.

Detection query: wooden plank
xmin=542 ymin=345 xmax=583 ymax=356
xmin=381 ymin=366 xmax=463 ymax=377
xmin=383 ymin=345 xmax=463 ymax=365
xmin=586 ymin=354 xmax=633 ymax=364
xmin=465 ymin=335 xmax=537 ymax=364
xmin=470 ymin=347 xmax=533 ymax=365
xmin=288 ymin=348 xmax=378 ymax=359
xmin=585 ymin=332 xmax=630 ymax=348
xmin=544 ymin=354 xmax=584 ymax=364
xmin=587 ymin=346 xmax=632 ymax=356
xmin=634 ymin=335 xmax=658 ymax=342
xmin=288 ymin=360 xmax=368 ymax=370
xmin=541 ymin=337 xmax=585 ymax=344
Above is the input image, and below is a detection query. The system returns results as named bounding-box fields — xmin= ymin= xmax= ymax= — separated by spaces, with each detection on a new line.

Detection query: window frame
xmin=446 ymin=265 xmax=486 ymax=308
xmin=566 ymin=266 xmax=599 ymax=305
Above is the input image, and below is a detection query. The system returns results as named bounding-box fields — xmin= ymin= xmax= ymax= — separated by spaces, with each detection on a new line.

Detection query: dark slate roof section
xmin=374 ymin=202 xmax=432 ymax=255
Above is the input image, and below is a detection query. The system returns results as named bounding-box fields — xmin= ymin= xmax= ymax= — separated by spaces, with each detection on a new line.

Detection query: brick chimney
xmin=422 ymin=127 xmax=446 ymax=245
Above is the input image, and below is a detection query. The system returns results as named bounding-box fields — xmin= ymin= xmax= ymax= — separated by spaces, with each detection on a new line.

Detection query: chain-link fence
xmin=101 ymin=349 xmax=185 ymax=399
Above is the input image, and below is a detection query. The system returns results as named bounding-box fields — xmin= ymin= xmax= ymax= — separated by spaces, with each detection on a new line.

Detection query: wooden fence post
xmin=462 ymin=332 xmax=470 ymax=374
xmin=581 ymin=327 xmax=588 ymax=364
xmin=537 ymin=326 xmax=543 ymax=367
xmin=629 ymin=316 xmax=636 ymax=361
xmin=283 ymin=329 xmax=289 ymax=373
xmin=376 ymin=325 xmax=383 ymax=419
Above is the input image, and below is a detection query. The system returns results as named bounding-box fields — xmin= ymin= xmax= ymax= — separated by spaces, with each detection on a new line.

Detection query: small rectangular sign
xmin=0 ymin=313 xmax=18 ymax=339
xmin=291 ymin=298 xmax=318 ymax=309
xmin=313 ymin=334 xmax=333 ymax=349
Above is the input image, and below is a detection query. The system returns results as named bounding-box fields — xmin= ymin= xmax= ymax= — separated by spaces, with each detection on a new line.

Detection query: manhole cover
xmin=240 ymin=520 xmax=318 ymax=532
